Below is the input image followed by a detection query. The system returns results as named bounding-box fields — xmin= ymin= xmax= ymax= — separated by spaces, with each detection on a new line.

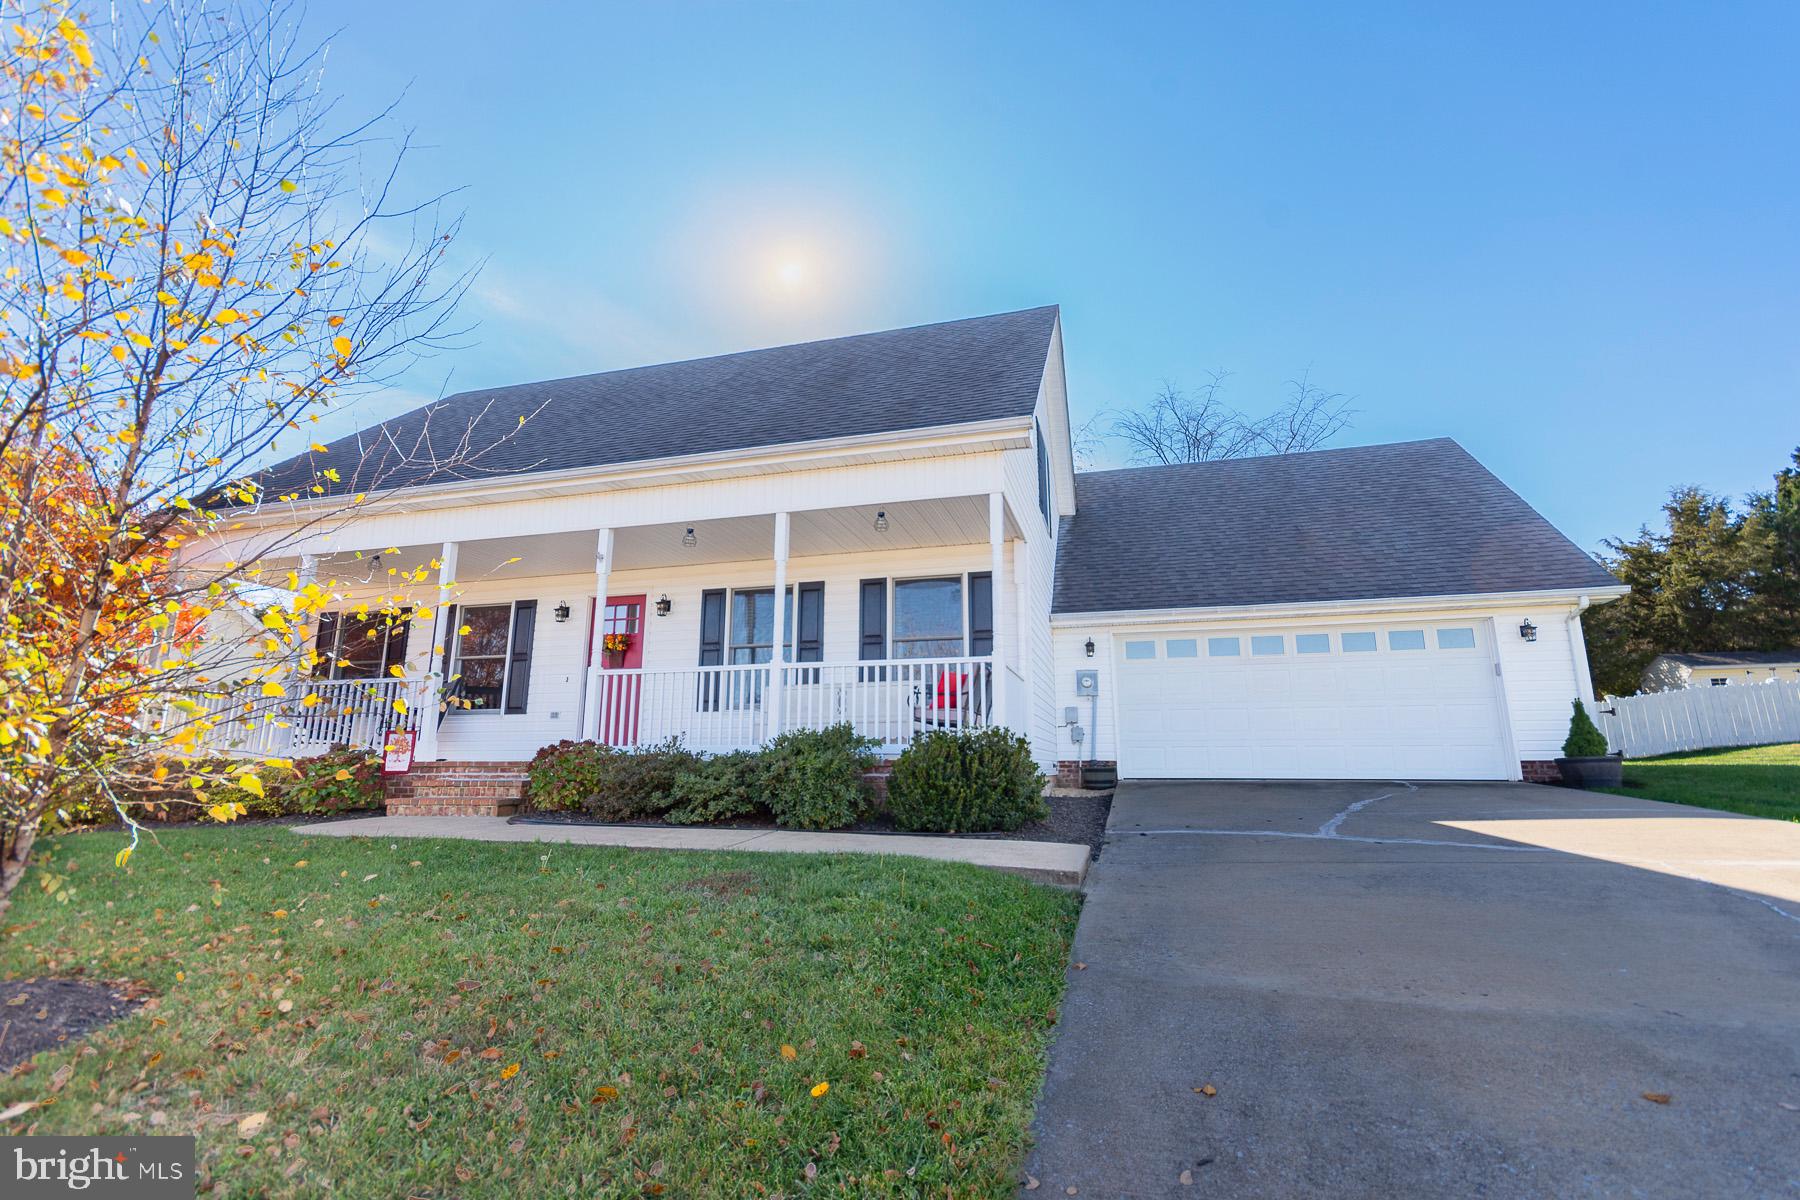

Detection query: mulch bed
xmin=0 ymin=977 xmax=150 ymax=1072
xmin=512 ymin=792 xmax=1114 ymax=861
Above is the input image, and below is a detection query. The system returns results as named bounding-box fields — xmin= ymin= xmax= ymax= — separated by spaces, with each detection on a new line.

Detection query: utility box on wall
xmin=1075 ymin=669 xmax=1099 ymax=697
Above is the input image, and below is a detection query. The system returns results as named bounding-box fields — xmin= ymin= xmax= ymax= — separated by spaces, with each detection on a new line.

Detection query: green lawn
xmin=0 ymin=828 xmax=1078 ymax=1197
xmin=1607 ymin=742 xmax=1800 ymax=822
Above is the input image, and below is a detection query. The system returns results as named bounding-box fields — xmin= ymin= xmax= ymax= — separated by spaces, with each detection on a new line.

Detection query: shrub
xmin=283 ymin=748 xmax=384 ymax=815
xmin=761 ymin=723 xmax=879 ymax=830
xmin=1561 ymin=699 xmax=1610 ymax=758
xmin=526 ymin=740 xmax=608 ymax=812
xmin=886 ymin=727 xmax=1049 ymax=833
xmin=665 ymin=750 xmax=767 ymax=825
xmin=526 ymin=738 xmax=700 ymax=820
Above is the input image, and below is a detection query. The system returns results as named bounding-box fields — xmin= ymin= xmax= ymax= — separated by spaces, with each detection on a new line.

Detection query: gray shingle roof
xmin=254 ymin=305 xmax=1059 ymax=499
xmin=1052 ymin=438 xmax=1619 ymax=614
xmin=1656 ymin=650 xmax=1800 ymax=668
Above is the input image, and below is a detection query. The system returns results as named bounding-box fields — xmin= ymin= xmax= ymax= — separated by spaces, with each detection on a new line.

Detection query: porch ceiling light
xmin=1519 ymin=619 xmax=1537 ymax=642
xmin=874 ymin=510 xmax=889 ymax=532
xmin=681 ymin=526 xmax=697 ymax=548
xmin=655 ymin=594 xmax=672 ymax=617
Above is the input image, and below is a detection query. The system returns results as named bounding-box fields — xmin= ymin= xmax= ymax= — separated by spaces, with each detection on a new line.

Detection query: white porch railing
xmin=592 ymin=657 xmax=997 ymax=754
xmin=181 ymin=677 xmax=425 ymax=758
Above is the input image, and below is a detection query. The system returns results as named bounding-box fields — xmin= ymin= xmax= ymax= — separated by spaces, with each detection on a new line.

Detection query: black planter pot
xmin=1081 ymin=764 xmax=1118 ymax=790
xmin=1556 ymin=754 xmax=1623 ymax=789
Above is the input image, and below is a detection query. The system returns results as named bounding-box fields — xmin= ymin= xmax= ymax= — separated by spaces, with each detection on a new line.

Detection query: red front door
xmin=589 ymin=595 xmax=646 ymax=745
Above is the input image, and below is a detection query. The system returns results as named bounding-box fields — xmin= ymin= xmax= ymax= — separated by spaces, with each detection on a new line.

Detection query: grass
xmin=0 ymin=827 xmax=1079 ymax=1197
xmin=1606 ymin=742 xmax=1800 ymax=822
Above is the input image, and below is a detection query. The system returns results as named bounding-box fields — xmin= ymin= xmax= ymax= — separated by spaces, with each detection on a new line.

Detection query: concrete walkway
xmin=1023 ymin=780 xmax=1800 ymax=1198
xmin=294 ymin=814 xmax=1089 ymax=886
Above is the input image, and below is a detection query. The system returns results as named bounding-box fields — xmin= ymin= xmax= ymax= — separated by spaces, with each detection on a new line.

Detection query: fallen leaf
xmin=0 ymin=1101 xmax=38 ymax=1121
xmin=1022 ymin=1174 xmax=1039 ymax=1191
xmin=238 ymin=1111 xmax=268 ymax=1136
xmin=591 ymin=1086 xmax=619 ymax=1105
xmin=500 ymin=1062 xmax=520 ymax=1080
xmin=810 ymin=1081 xmax=829 ymax=1098
xmin=277 ymin=999 xmax=293 ymax=1013
xmin=780 ymin=1044 xmax=797 ymax=1060
xmin=848 ymin=1041 xmax=867 ymax=1059
xmin=1073 ymin=962 xmax=1087 ymax=970
xmin=1179 ymin=1169 xmax=1193 ymax=1185
xmin=1641 ymin=1092 xmax=1672 ymax=1105
xmin=1194 ymin=1084 xmax=1217 ymax=1097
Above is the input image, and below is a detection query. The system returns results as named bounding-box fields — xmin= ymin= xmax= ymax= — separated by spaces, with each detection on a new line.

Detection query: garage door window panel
xmin=1388 ymin=629 xmax=1427 ymax=651
xmin=1252 ymin=635 xmax=1285 ymax=656
xmin=1208 ymin=637 xmax=1241 ymax=657
xmin=1436 ymin=627 xmax=1477 ymax=650
xmin=1342 ymin=631 xmax=1378 ymax=652
xmin=1166 ymin=638 xmax=1198 ymax=658
xmin=1123 ymin=640 xmax=1156 ymax=660
xmin=1296 ymin=633 xmax=1330 ymax=654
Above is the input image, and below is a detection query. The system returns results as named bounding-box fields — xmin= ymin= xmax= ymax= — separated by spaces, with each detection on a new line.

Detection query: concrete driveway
xmin=1022 ymin=781 xmax=1800 ymax=1199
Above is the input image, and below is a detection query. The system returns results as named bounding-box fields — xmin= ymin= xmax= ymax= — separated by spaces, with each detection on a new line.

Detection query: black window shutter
xmin=969 ymin=572 xmax=994 ymax=657
xmin=385 ymin=608 xmax=412 ymax=676
xmin=698 ymin=590 xmax=727 ymax=666
xmin=858 ymin=579 xmax=887 ymax=660
xmin=1036 ymin=419 xmax=1051 ymax=520
xmin=795 ymin=582 xmax=825 ymax=663
xmin=313 ymin=612 xmax=339 ymax=679
xmin=503 ymin=600 xmax=537 ymax=714
xmin=697 ymin=589 xmax=726 ymax=712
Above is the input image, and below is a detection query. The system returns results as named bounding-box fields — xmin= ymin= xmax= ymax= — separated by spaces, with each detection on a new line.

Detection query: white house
xmin=188 ymin=306 xmax=1626 ymax=811
xmin=1639 ymin=651 xmax=1800 ymax=692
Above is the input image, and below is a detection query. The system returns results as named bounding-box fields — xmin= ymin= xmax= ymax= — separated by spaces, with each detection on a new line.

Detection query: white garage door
xmin=1114 ymin=620 xmax=1512 ymax=780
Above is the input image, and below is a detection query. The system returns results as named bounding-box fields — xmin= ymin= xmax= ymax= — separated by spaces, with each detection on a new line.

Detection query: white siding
xmin=1052 ymin=600 xmax=1591 ymax=775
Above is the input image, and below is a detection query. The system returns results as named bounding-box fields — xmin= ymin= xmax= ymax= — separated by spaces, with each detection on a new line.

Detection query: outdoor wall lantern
xmin=1084 ymin=638 xmax=1096 ymax=658
xmin=1518 ymin=618 xmax=1538 ymax=642
xmin=553 ymin=602 xmax=571 ymax=623
xmin=681 ymin=526 xmax=697 ymax=548
xmin=655 ymin=594 xmax=672 ymax=617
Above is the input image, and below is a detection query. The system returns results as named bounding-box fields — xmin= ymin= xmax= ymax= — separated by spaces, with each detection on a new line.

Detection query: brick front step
xmin=386 ymin=760 xmax=530 ymax=817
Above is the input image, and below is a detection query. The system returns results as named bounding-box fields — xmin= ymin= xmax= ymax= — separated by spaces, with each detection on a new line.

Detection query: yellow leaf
xmin=237 ymin=773 xmax=264 ymax=798
xmin=332 ymin=335 xmax=352 ymax=358
xmin=237 ymin=1111 xmax=268 ymax=1137
xmin=214 ymin=308 xmax=242 ymax=324
xmin=301 ymin=693 xmax=321 ymax=709
xmin=279 ymin=179 xmax=297 ymax=193
xmin=780 ymin=1045 xmax=797 ymax=1060
xmin=388 ymin=664 xmax=406 ymax=678
xmin=392 ymin=698 xmax=408 ymax=715
xmin=333 ymin=769 xmax=351 ymax=781
xmin=310 ymin=442 xmax=328 ymax=453
xmin=261 ymin=682 xmax=285 ymax=698
xmin=810 ymin=1081 xmax=829 ymax=1098
xmin=114 ymin=845 xmax=133 ymax=869
xmin=500 ymin=1062 xmax=520 ymax=1080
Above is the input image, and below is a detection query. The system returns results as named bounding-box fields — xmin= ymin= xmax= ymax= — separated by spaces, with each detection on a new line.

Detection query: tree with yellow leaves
xmin=0 ymin=1 xmax=513 ymax=911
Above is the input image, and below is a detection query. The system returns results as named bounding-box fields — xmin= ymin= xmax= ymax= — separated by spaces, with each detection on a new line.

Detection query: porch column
xmin=768 ymin=511 xmax=790 ymax=737
xmin=1014 ymin=534 xmax=1032 ymax=735
xmin=583 ymin=528 xmax=614 ymax=742
xmin=988 ymin=491 xmax=1008 ymax=730
xmin=416 ymin=541 xmax=457 ymax=762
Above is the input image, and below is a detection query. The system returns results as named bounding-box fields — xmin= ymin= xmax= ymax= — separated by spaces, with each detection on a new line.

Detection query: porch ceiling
xmin=281 ymin=495 xmax=1024 ymax=584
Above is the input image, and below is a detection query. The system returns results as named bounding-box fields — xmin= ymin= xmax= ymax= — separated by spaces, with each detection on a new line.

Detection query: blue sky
xmin=301 ymin=0 xmax=1797 ymax=553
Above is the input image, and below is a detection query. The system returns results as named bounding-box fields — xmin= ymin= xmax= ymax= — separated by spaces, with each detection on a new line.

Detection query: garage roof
xmin=1052 ymin=438 xmax=1619 ymax=614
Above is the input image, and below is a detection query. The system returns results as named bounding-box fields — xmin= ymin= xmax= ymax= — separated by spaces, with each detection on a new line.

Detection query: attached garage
xmin=1112 ymin=619 xmax=1514 ymax=780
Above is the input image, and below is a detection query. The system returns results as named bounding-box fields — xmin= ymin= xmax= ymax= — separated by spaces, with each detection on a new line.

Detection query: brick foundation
xmin=385 ymin=760 xmax=529 ymax=817
xmin=1055 ymin=760 xmax=1116 ymax=788
xmin=1519 ymin=759 xmax=1562 ymax=784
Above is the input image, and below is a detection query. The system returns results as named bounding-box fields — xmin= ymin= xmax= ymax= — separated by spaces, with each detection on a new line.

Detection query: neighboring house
xmin=189 ymin=306 xmax=1626 ymax=809
xmin=1639 ymin=651 xmax=1800 ymax=693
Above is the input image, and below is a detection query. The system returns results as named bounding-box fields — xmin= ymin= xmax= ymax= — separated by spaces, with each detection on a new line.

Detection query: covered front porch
xmin=253 ymin=490 xmax=1034 ymax=763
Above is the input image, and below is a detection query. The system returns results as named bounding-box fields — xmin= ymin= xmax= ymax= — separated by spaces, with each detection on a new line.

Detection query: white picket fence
xmin=1596 ymin=679 xmax=1800 ymax=758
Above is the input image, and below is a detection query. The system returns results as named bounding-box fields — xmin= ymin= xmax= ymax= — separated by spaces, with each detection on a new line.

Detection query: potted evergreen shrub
xmin=1555 ymin=698 xmax=1622 ymax=788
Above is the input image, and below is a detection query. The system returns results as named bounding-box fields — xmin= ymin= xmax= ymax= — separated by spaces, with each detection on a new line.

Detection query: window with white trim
xmin=312 ymin=609 xmax=411 ymax=680
xmin=453 ymin=603 xmax=515 ymax=712
xmin=892 ymin=577 xmax=964 ymax=659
